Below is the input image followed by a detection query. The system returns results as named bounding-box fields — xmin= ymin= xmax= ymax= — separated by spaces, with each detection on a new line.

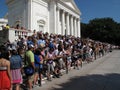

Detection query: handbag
xmin=24 ymin=66 xmax=34 ymax=76
xmin=24 ymin=52 xmax=34 ymax=76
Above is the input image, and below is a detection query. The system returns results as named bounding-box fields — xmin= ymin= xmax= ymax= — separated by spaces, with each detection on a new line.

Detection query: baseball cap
xmin=28 ymin=44 xmax=34 ymax=48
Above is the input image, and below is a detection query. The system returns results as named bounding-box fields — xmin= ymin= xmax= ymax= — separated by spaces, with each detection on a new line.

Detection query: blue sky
xmin=0 ymin=0 xmax=8 ymax=18
xmin=0 ymin=0 xmax=120 ymax=23
xmin=74 ymin=0 xmax=120 ymax=23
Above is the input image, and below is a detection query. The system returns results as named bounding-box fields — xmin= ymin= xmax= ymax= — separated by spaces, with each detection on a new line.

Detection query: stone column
xmin=61 ymin=10 xmax=65 ymax=35
xmin=66 ymin=13 xmax=70 ymax=35
xmin=49 ymin=0 xmax=57 ymax=34
xmin=73 ymin=18 xmax=75 ymax=36
xmin=28 ymin=0 xmax=32 ymax=30
xmin=71 ymin=16 xmax=74 ymax=36
xmin=74 ymin=18 xmax=77 ymax=37
xmin=56 ymin=7 xmax=60 ymax=34
xmin=77 ymin=19 xmax=81 ymax=37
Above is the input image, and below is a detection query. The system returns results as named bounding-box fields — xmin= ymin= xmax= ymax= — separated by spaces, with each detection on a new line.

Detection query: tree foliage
xmin=81 ymin=17 xmax=120 ymax=45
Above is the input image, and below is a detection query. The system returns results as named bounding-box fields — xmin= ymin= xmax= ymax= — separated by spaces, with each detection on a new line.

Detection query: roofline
xmin=58 ymin=0 xmax=81 ymax=15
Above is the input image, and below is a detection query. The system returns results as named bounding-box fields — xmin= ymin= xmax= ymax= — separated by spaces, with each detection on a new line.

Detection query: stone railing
xmin=0 ymin=28 xmax=32 ymax=45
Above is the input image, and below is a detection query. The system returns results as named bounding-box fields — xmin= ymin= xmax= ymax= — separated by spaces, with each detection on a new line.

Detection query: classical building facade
xmin=6 ymin=0 xmax=81 ymax=37
xmin=0 ymin=18 xmax=8 ymax=30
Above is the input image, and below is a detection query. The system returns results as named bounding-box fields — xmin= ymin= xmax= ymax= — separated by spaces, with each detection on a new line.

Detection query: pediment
xmin=60 ymin=0 xmax=80 ymax=13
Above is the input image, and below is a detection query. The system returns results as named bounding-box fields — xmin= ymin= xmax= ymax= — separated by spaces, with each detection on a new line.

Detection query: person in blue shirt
xmin=34 ymin=48 xmax=43 ymax=86
xmin=10 ymin=49 xmax=23 ymax=90
xmin=27 ymin=36 xmax=34 ymax=46
xmin=37 ymin=37 xmax=46 ymax=48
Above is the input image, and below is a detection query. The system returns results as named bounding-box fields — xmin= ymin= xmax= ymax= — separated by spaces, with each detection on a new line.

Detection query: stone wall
xmin=0 ymin=30 xmax=9 ymax=45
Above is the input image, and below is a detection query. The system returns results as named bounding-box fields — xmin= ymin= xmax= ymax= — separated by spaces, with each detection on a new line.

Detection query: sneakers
xmin=52 ymin=74 xmax=60 ymax=78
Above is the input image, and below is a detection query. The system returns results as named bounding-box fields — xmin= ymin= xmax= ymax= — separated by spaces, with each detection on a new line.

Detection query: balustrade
xmin=11 ymin=28 xmax=33 ymax=36
xmin=0 ymin=28 xmax=32 ymax=44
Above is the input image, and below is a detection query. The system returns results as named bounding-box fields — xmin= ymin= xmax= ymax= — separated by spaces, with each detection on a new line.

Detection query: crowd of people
xmin=0 ymin=30 xmax=113 ymax=90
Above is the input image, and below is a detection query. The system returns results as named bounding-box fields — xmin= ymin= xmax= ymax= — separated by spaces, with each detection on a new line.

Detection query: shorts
xmin=67 ymin=56 xmax=72 ymax=62
xmin=35 ymin=67 xmax=39 ymax=74
xmin=35 ymin=65 xmax=43 ymax=74
xmin=47 ymin=63 xmax=54 ymax=73
xmin=58 ymin=59 xmax=65 ymax=69
xmin=27 ymin=74 xmax=34 ymax=82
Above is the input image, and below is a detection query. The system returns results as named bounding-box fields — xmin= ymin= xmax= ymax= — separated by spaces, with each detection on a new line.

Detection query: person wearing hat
xmin=24 ymin=44 xmax=35 ymax=90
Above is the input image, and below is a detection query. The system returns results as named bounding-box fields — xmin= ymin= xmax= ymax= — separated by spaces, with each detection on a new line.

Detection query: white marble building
xmin=6 ymin=0 xmax=81 ymax=37
xmin=0 ymin=18 xmax=8 ymax=30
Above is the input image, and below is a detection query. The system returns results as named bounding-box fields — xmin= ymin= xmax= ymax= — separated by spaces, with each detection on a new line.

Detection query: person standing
xmin=5 ymin=24 xmax=10 ymax=30
xmin=0 ymin=45 xmax=12 ymax=90
xmin=10 ymin=49 xmax=23 ymax=90
xmin=24 ymin=45 xmax=35 ymax=90
xmin=33 ymin=48 xmax=42 ymax=86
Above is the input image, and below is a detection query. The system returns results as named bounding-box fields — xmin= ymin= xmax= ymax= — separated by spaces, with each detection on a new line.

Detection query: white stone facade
xmin=0 ymin=18 xmax=8 ymax=30
xmin=6 ymin=0 xmax=81 ymax=37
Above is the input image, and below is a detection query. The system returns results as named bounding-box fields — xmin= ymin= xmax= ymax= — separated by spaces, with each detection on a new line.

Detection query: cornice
xmin=58 ymin=0 xmax=80 ymax=15
xmin=32 ymin=0 xmax=48 ymax=7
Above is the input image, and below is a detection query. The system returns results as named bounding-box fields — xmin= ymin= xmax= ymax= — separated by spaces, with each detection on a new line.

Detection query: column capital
xmin=71 ymin=15 xmax=73 ymax=18
xmin=56 ymin=6 xmax=60 ymax=10
xmin=67 ymin=12 xmax=71 ymax=17
xmin=73 ymin=17 xmax=77 ymax=20
xmin=71 ymin=15 xmax=76 ymax=20
xmin=62 ymin=10 xmax=65 ymax=13
xmin=76 ymin=18 xmax=80 ymax=21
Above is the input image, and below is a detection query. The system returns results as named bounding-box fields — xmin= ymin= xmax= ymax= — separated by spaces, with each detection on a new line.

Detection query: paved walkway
xmin=32 ymin=50 xmax=120 ymax=90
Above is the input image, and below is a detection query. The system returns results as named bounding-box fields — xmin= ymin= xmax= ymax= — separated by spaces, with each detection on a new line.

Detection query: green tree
xmin=81 ymin=17 xmax=120 ymax=45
